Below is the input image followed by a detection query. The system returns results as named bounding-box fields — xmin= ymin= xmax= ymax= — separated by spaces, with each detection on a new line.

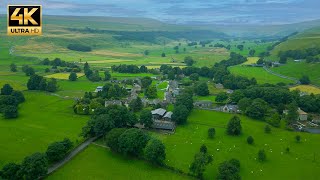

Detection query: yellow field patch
xmin=0 ymin=80 xmax=26 ymax=91
xmin=45 ymin=73 xmax=85 ymax=80
xmin=145 ymin=65 xmax=186 ymax=69
xmin=79 ymin=60 xmax=134 ymax=64
xmin=242 ymin=57 xmax=260 ymax=65
xmin=89 ymin=50 xmax=142 ymax=57
xmin=290 ymin=85 xmax=320 ymax=94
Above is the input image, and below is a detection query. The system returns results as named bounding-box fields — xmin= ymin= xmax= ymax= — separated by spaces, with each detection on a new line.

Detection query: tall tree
xmin=145 ymin=85 xmax=157 ymax=99
xmin=69 ymin=72 xmax=77 ymax=81
xmin=172 ymin=105 xmax=189 ymax=124
xmin=46 ymin=78 xmax=58 ymax=92
xmin=10 ymin=63 xmax=17 ymax=72
xmin=141 ymin=76 xmax=152 ymax=88
xmin=118 ymin=128 xmax=150 ymax=156
xmin=20 ymin=153 xmax=48 ymax=180
xmin=195 ymin=82 xmax=209 ymax=96
xmin=104 ymin=70 xmax=111 ymax=81
xmin=227 ymin=116 xmax=242 ymax=136
xmin=1 ymin=84 xmax=13 ymax=95
xmin=140 ymin=109 xmax=153 ymax=128
xmin=144 ymin=139 xmax=166 ymax=165
xmin=286 ymin=103 xmax=298 ymax=123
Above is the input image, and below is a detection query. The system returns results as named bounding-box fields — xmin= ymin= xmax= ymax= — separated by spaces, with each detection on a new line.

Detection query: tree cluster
xmin=189 ymin=145 xmax=213 ymax=179
xmin=67 ymin=44 xmax=92 ymax=52
xmin=81 ymin=105 xmax=138 ymax=137
xmin=106 ymin=128 xmax=166 ymax=165
xmin=27 ymin=75 xmax=58 ymax=92
xmin=40 ymin=58 xmax=81 ymax=72
xmin=0 ymin=84 xmax=25 ymax=119
xmin=217 ymin=159 xmax=241 ymax=180
xmin=111 ymin=64 xmax=150 ymax=74
xmin=46 ymin=138 xmax=73 ymax=163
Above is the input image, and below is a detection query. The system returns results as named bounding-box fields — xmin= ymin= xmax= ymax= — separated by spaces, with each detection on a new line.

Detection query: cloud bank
xmin=2 ymin=0 xmax=320 ymax=25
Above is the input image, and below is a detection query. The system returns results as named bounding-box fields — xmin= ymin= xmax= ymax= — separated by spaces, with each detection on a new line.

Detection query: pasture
xmin=0 ymin=92 xmax=88 ymax=168
xmin=271 ymin=61 xmax=320 ymax=86
xmin=229 ymin=66 xmax=295 ymax=84
xmin=154 ymin=110 xmax=320 ymax=180
xmin=290 ymin=85 xmax=320 ymax=94
xmin=47 ymin=145 xmax=191 ymax=180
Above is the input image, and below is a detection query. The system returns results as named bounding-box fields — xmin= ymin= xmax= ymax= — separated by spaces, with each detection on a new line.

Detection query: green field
xmin=48 ymin=144 xmax=191 ymax=180
xmin=229 ymin=66 xmax=295 ymax=84
xmin=154 ymin=110 xmax=320 ymax=180
xmin=271 ymin=61 xmax=320 ymax=86
xmin=0 ymin=92 xmax=88 ymax=167
xmin=271 ymin=27 xmax=320 ymax=58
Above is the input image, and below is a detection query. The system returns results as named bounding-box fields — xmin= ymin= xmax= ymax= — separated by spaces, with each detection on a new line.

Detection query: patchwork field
xmin=0 ymin=92 xmax=88 ymax=168
xmin=48 ymin=145 xmax=191 ymax=180
xmin=290 ymin=85 xmax=320 ymax=94
xmin=229 ymin=66 xmax=295 ymax=84
xmin=154 ymin=110 xmax=320 ymax=180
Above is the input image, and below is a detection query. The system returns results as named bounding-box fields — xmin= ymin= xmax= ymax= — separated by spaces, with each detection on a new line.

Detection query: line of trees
xmin=111 ymin=64 xmax=149 ymax=74
xmin=0 ymin=84 xmax=25 ymax=119
xmin=67 ymin=44 xmax=92 ymax=52
xmin=278 ymin=47 xmax=320 ymax=63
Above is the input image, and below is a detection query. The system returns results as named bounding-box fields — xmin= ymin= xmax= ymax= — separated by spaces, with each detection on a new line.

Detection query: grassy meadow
xmin=47 ymin=145 xmax=191 ymax=180
xmin=0 ymin=92 xmax=88 ymax=168
xmin=271 ymin=61 xmax=320 ymax=86
xmin=229 ymin=66 xmax=295 ymax=84
xmin=153 ymin=110 xmax=320 ymax=180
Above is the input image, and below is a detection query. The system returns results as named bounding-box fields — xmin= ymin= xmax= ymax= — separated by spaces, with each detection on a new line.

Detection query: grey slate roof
xmin=163 ymin=111 xmax=173 ymax=119
xmin=151 ymin=108 xmax=166 ymax=116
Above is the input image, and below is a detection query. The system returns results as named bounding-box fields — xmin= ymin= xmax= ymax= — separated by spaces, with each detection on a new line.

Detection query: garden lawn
xmin=47 ymin=144 xmax=192 ymax=180
xmin=153 ymin=110 xmax=320 ymax=180
xmin=0 ymin=91 xmax=88 ymax=167
xmin=229 ymin=66 xmax=295 ymax=84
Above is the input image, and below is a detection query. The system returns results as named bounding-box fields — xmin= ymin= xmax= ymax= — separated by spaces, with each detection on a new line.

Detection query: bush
xmin=264 ymin=125 xmax=271 ymax=134
xmin=3 ymin=105 xmax=18 ymax=119
xmin=247 ymin=136 xmax=254 ymax=144
xmin=208 ymin=128 xmax=215 ymax=139
xmin=295 ymin=135 xmax=301 ymax=143
xmin=258 ymin=149 xmax=266 ymax=162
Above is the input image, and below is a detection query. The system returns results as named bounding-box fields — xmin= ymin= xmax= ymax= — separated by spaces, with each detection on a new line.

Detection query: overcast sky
xmin=2 ymin=0 xmax=320 ymax=25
